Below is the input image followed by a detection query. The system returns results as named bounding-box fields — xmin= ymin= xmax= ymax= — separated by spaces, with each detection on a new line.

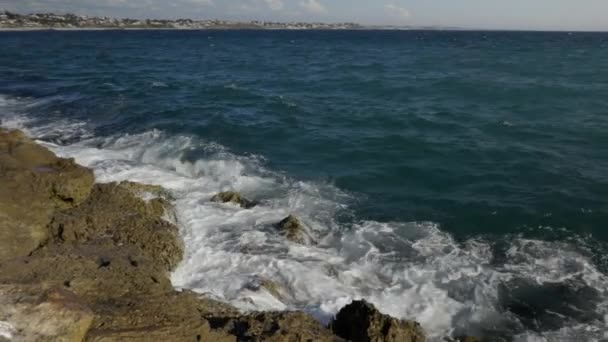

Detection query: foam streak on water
xmin=2 ymin=97 xmax=608 ymax=342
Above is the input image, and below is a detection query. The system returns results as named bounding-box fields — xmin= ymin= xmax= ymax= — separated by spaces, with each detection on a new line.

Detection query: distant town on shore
xmin=0 ymin=10 xmax=364 ymax=30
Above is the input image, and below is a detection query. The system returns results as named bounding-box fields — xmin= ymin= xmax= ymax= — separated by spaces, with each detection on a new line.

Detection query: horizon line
xmin=2 ymin=9 xmax=608 ymax=33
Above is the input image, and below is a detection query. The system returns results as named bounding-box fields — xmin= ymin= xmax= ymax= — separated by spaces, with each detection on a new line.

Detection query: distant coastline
xmin=0 ymin=10 xmax=362 ymax=30
xmin=0 ymin=10 xmax=472 ymax=31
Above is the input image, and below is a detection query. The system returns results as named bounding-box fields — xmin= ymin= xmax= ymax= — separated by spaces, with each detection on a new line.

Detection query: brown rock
xmin=0 ymin=243 xmax=235 ymax=342
xmin=275 ymin=215 xmax=308 ymax=244
xmin=118 ymin=181 xmax=174 ymax=201
xmin=330 ymin=300 xmax=425 ymax=342
xmin=0 ymin=130 xmax=363 ymax=342
xmin=84 ymin=291 xmax=236 ymax=342
xmin=0 ymin=284 xmax=94 ymax=342
xmin=196 ymin=296 xmax=241 ymax=319
xmin=0 ymin=128 xmax=94 ymax=263
xmin=210 ymin=311 xmax=339 ymax=342
xmin=49 ymin=181 xmax=182 ymax=271
xmin=211 ymin=191 xmax=256 ymax=209
xmin=0 ymin=243 xmax=172 ymax=303
xmin=455 ymin=337 xmax=481 ymax=342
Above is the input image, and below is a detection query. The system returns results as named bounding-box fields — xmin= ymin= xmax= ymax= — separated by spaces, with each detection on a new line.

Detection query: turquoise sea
xmin=1 ymin=30 xmax=607 ymax=341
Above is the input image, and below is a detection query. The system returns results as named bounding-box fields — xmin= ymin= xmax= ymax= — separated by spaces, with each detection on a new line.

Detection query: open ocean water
xmin=1 ymin=30 xmax=608 ymax=341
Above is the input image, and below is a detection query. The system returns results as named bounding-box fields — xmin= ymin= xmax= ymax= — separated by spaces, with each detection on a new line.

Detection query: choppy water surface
xmin=1 ymin=30 xmax=608 ymax=341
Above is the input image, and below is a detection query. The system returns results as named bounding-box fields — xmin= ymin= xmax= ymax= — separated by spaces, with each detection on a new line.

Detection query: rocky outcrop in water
xmin=275 ymin=215 xmax=307 ymax=243
xmin=211 ymin=191 xmax=257 ymax=209
xmin=329 ymin=300 xmax=426 ymax=342
xmin=0 ymin=128 xmax=429 ymax=342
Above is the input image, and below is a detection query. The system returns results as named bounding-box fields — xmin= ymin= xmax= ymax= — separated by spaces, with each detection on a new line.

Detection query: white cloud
xmin=385 ymin=2 xmax=410 ymax=20
xmin=180 ymin=0 xmax=215 ymax=5
xmin=263 ymin=0 xmax=284 ymax=11
xmin=299 ymin=0 xmax=327 ymax=15
xmin=239 ymin=0 xmax=283 ymax=12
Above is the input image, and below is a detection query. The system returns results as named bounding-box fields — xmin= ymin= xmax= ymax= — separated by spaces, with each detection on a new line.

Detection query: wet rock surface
xmin=275 ymin=215 xmax=307 ymax=244
xmin=329 ymin=300 xmax=426 ymax=342
xmin=0 ymin=129 xmax=430 ymax=342
xmin=211 ymin=191 xmax=257 ymax=209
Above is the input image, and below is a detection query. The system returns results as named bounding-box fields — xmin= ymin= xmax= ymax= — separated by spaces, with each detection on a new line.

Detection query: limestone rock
xmin=329 ymin=300 xmax=425 ymax=342
xmin=0 ymin=243 xmax=172 ymax=303
xmin=196 ymin=296 xmax=241 ymax=319
xmin=0 ymin=129 xmax=94 ymax=207
xmin=0 ymin=243 xmax=235 ymax=342
xmin=84 ymin=291 xmax=236 ymax=342
xmin=211 ymin=191 xmax=256 ymax=209
xmin=0 ymin=284 xmax=94 ymax=342
xmin=275 ymin=215 xmax=307 ymax=244
xmin=0 ymin=128 xmax=94 ymax=263
xmin=118 ymin=181 xmax=174 ymax=201
xmin=49 ymin=182 xmax=182 ymax=270
xmin=209 ymin=311 xmax=339 ymax=342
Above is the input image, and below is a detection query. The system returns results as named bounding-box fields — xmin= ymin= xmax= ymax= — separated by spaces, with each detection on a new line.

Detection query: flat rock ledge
xmin=0 ymin=128 xmax=431 ymax=342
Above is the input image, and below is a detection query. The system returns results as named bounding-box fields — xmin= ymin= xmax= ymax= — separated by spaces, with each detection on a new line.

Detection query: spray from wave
xmin=2 ymin=94 xmax=608 ymax=342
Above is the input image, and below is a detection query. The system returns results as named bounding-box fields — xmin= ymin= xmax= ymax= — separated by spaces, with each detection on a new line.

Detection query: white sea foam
xmin=0 ymin=321 xmax=14 ymax=340
xmin=0 ymin=95 xmax=93 ymax=143
xmin=3 ymin=107 xmax=608 ymax=341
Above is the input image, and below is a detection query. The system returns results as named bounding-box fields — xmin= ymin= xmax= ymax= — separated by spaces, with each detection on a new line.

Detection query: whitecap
xmin=3 ymin=103 xmax=608 ymax=341
xmin=151 ymin=81 xmax=168 ymax=88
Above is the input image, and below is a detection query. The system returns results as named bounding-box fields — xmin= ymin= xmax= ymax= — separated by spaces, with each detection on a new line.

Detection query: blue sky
xmin=1 ymin=0 xmax=606 ymax=31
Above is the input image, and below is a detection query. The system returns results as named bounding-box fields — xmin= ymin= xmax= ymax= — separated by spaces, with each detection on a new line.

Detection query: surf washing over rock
xmin=2 ymin=93 xmax=608 ymax=341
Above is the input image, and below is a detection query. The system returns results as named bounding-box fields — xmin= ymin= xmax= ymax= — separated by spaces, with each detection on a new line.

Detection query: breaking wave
xmin=2 ymin=95 xmax=608 ymax=342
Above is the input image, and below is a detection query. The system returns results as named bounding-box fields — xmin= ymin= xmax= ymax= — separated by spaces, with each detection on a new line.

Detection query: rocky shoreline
xmin=0 ymin=128 xmax=474 ymax=341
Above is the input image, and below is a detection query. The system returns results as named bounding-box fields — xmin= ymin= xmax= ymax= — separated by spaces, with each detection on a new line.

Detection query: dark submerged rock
xmin=329 ymin=300 xmax=426 ymax=342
